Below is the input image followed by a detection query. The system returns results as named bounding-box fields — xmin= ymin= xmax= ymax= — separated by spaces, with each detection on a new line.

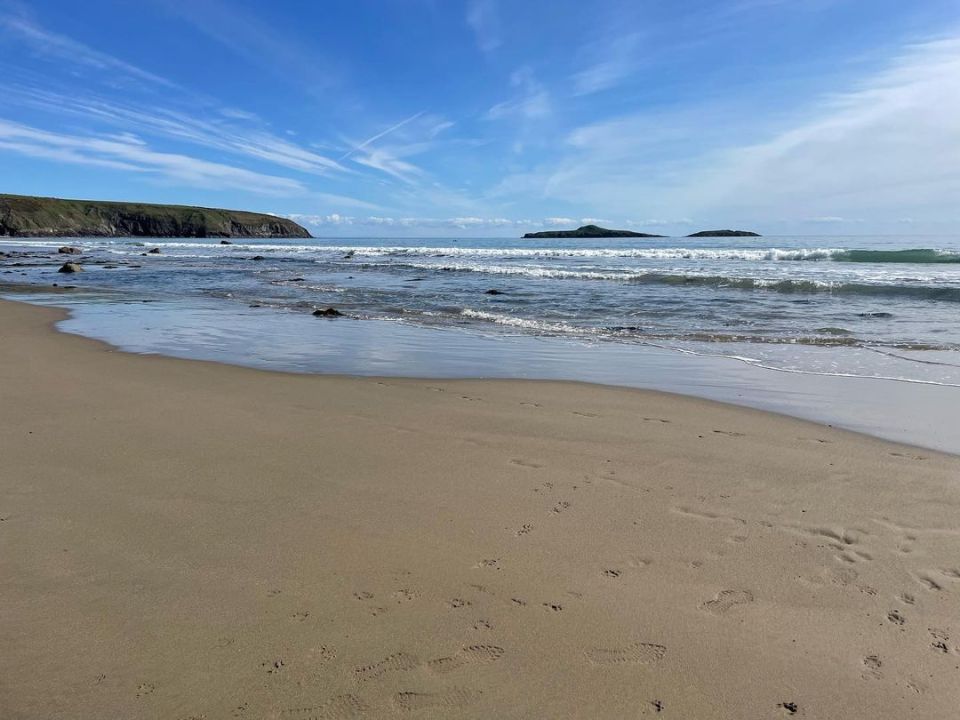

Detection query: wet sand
xmin=1 ymin=298 xmax=959 ymax=719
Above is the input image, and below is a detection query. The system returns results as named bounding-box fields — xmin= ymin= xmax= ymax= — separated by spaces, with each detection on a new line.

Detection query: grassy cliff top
xmin=0 ymin=194 xmax=311 ymax=238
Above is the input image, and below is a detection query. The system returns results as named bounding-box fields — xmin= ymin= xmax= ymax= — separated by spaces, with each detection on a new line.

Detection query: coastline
xmin=2 ymin=297 xmax=960 ymax=719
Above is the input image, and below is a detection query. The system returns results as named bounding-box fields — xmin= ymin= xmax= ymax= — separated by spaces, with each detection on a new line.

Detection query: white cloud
xmin=0 ymin=13 xmax=178 ymax=89
xmin=0 ymin=119 xmax=305 ymax=195
xmin=512 ymin=33 xmax=960 ymax=228
xmin=1 ymin=85 xmax=349 ymax=177
xmin=571 ymin=33 xmax=642 ymax=96
xmin=150 ymin=0 xmax=341 ymax=93
xmin=290 ymin=215 xmax=539 ymax=231
xmin=467 ymin=0 xmax=501 ymax=54
xmin=486 ymin=68 xmax=550 ymax=120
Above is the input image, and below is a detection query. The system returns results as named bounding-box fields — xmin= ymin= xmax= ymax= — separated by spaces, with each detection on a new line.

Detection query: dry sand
xmin=1 ymin=297 xmax=959 ymax=719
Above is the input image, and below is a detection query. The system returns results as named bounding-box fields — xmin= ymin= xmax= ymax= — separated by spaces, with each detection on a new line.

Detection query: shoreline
xmin=7 ymin=287 xmax=959 ymax=454
xmin=2 ymin=296 xmax=960 ymax=718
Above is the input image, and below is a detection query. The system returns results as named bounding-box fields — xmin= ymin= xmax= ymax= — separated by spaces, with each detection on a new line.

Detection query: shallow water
xmin=3 ymin=234 xmax=960 ymax=384
xmin=3 ymin=234 xmax=960 ymax=452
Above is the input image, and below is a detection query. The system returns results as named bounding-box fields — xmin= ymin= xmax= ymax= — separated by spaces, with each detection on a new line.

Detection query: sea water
xmin=3 ymin=234 xmax=960 ymax=450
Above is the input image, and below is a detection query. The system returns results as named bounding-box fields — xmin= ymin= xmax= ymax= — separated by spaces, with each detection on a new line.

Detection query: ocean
xmin=3 ymin=234 xmax=960 ymax=450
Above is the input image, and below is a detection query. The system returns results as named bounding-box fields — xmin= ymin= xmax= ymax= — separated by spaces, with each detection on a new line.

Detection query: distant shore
xmin=2 ymin=297 xmax=959 ymax=719
xmin=0 ymin=193 xmax=311 ymax=238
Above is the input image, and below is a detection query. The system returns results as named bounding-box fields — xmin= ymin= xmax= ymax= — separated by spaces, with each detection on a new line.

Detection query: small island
xmin=687 ymin=229 xmax=761 ymax=237
xmin=0 ymin=194 xmax=311 ymax=238
xmin=523 ymin=224 xmax=664 ymax=239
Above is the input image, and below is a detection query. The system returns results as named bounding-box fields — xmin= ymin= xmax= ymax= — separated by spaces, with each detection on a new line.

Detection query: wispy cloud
xmin=486 ymin=68 xmax=550 ymax=120
xmin=341 ymin=111 xmax=424 ymax=160
xmin=0 ymin=119 xmax=305 ymax=195
xmin=290 ymin=214 xmax=546 ymax=230
xmin=149 ymin=0 xmax=342 ymax=93
xmin=339 ymin=112 xmax=453 ymax=184
xmin=1 ymin=85 xmax=349 ymax=177
xmin=467 ymin=0 xmax=501 ymax=54
xmin=0 ymin=12 xmax=177 ymax=89
xmin=503 ymin=32 xmax=960 ymax=225
xmin=571 ymin=32 xmax=642 ymax=96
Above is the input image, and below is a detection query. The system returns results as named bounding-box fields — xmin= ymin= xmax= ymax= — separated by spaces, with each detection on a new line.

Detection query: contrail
xmin=341 ymin=111 xmax=424 ymax=159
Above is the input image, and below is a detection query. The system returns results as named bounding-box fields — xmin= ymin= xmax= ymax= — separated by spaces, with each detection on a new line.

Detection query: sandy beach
xmin=1 ymin=297 xmax=959 ymax=719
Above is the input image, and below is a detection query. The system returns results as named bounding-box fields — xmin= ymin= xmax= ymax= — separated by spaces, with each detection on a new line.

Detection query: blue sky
xmin=1 ymin=0 xmax=958 ymax=236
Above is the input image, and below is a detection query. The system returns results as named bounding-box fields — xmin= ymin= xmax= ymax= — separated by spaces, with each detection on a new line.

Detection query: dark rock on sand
xmin=687 ymin=229 xmax=761 ymax=237
xmin=313 ymin=307 xmax=343 ymax=317
xmin=58 ymin=262 xmax=82 ymax=273
xmin=58 ymin=246 xmax=81 ymax=254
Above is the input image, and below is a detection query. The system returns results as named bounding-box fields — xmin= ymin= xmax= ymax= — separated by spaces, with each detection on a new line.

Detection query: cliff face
xmin=0 ymin=194 xmax=311 ymax=238
xmin=523 ymin=225 xmax=663 ymax=239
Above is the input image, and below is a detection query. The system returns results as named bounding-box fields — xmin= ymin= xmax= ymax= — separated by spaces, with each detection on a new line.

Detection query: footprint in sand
xmin=427 ymin=645 xmax=505 ymax=674
xmin=913 ymin=572 xmax=944 ymax=591
xmin=393 ymin=688 xmax=482 ymax=712
xmin=585 ymin=642 xmax=666 ymax=666
xmin=354 ymin=652 xmax=420 ymax=683
xmin=861 ymin=655 xmax=883 ymax=680
xmin=516 ymin=524 xmax=534 ymax=536
xmin=281 ymin=695 xmax=369 ymax=719
xmin=929 ymin=629 xmax=951 ymax=654
xmin=699 ymin=590 xmax=754 ymax=615
xmin=392 ymin=588 xmax=419 ymax=603
xmin=510 ymin=458 xmax=543 ymax=469
xmin=887 ymin=609 xmax=906 ymax=625
xmin=889 ymin=451 xmax=926 ymax=460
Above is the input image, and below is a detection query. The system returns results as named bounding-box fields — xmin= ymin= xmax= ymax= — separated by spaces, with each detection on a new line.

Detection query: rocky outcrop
xmin=57 ymin=262 xmax=82 ymax=273
xmin=687 ymin=229 xmax=761 ymax=237
xmin=0 ymin=194 xmax=311 ymax=238
xmin=523 ymin=225 xmax=664 ymax=239
xmin=313 ymin=307 xmax=343 ymax=317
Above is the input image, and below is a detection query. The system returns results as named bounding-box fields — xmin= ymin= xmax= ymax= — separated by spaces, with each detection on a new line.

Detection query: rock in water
xmin=313 ymin=307 xmax=343 ymax=317
xmin=251 ymin=255 xmax=266 ymax=261
xmin=147 ymin=247 xmax=161 ymax=254
xmin=523 ymin=224 xmax=664 ymax=239
xmin=58 ymin=262 xmax=82 ymax=273
xmin=58 ymin=246 xmax=81 ymax=254
xmin=687 ymin=229 xmax=761 ymax=237
xmin=220 ymin=240 xmax=232 ymax=245
xmin=485 ymin=289 xmax=505 ymax=295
